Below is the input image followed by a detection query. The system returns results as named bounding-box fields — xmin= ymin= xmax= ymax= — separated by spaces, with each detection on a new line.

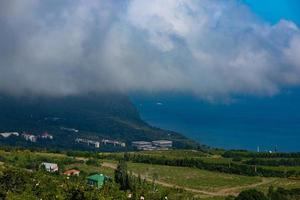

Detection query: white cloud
xmin=0 ymin=0 xmax=300 ymax=99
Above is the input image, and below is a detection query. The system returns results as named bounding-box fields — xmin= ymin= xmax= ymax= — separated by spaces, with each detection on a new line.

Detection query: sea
xmin=131 ymin=89 xmax=300 ymax=152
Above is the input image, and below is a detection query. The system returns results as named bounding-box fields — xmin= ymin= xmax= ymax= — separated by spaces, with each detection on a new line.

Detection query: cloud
xmin=0 ymin=0 xmax=300 ymax=100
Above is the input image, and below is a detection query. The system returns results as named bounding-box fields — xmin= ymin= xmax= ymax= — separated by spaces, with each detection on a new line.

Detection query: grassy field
xmin=127 ymin=162 xmax=262 ymax=192
xmin=261 ymin=165 xmax=300 ymax=171
xmin=253 ymin=177 xmax=300 ymax=192
xmin=199 ymin=157 xmax=232 ymax=164
xmin=133 ymin=150 xmax=208 ymax=158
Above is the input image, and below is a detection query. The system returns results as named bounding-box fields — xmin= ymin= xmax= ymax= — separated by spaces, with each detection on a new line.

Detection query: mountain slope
xmin=0 ymin=93 xmax=198 ymax=150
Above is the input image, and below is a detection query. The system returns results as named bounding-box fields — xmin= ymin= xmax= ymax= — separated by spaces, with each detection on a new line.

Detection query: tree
xmin=267 ymin=186 xmax=274 ymax=199
xmin=114 ymin=160 xmax=130 ymax=190
xmin=5 ymin=190 xmax=38 ymax=200
xmin=0 ymin=169 xmax=29 ymax=194
xmin=235 ymin=189 xmax=268 ymax=200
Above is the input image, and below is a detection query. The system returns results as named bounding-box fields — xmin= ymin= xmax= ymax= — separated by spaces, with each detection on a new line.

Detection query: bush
xmin=235 ymin=189 xmax=268 ymax=200
xmin=86 ymin=158 xmax=101 ymax=167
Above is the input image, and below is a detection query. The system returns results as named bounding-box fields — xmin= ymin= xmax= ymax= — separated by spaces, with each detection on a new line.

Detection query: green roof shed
xmin=86 ymin=173 xmax=106 ymax=188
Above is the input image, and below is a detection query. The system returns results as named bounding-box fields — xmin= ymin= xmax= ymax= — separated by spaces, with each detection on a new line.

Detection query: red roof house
xmin=63 ymin=169 xmax=80 ymax=176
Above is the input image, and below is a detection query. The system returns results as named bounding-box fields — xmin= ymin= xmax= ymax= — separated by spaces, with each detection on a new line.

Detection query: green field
xmin=68 ymin=160 xmax=300 ymax=197
xmin=261 ymin=165 xmax=300 ymax=171
xmin=127 ymin=162 xmax=262 ymax=192
xmin=132 ymin=150 xmax=208 ymax=158
xmin=254 ymin=178 xmax=300 ymax=191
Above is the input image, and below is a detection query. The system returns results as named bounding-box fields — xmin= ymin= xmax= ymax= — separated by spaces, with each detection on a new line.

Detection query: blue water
xmin=131 ymin=90 xmax=300 ymax=152
xmin=129 ymin=1 xmax=300 ymax=152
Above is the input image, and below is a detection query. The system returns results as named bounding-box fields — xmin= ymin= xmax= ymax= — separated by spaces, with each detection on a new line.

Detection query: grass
xmin=127 ymin=162 xmax=262 ymax=192
xmin=34 ymin=152 xmax=67 ymax=158
xmin=252 ymin=177 xmax=300 ymax=193
xmin=261 ymin=165 xmax=300 ymax=172
xmin=199 ymin=157 xmax=232 ymax=164
xmin=124 ymin=161 xmax=300 ymax=197
xmin=201 ymin=197 xmax=226 ymax=200
xmin=135 ymin=150 xmax=208 ymax=158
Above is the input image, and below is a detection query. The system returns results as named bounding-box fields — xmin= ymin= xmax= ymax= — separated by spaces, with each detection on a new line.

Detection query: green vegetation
xmin=66 ymin=163 xmax=115 ymax=177
xmin=0 ymin=148 xmax=202 ymax=199
xmin=232 ymin=189 xmax=268 ymax=200
xmin=98 ymin=150 xmax=300 ymax=178
xmin=127 ymin=162 xmax=261 ymax=192
xmin=0 ymin=147 xmax=299 ymax=199
xmin=225 ymin=188 xmax=300 ymax=200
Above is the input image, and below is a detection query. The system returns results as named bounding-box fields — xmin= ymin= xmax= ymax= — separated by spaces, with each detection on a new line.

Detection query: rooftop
xmin=152 ymin=140 xmax=172 ymax=143
xmin=87 ymin=173 xmax=106 ymax=182
xmin=41 ymin=162 xmax=58 ymax=168
xmin=64 ymin=169 xmax=80 ymax=175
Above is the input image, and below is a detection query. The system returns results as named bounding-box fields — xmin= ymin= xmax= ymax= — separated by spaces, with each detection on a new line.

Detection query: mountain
xmin=0 ymin=93 xmax=198 ymax=150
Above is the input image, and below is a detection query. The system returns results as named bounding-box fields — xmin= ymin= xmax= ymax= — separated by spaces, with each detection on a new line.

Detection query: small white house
xmin=0 ymin=132 xmax=19 ymax=138
xmin=41 ymin=162 xmax=59 ymax=172
xmin=41 ymin=132 xmax=53 ymax=140
xmin=22 ymin=133 xmax=37 ymax=142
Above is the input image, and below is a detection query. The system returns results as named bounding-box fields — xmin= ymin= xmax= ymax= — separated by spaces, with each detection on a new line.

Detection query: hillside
xmin=0 ymin=148 xmax=300 ymax=200
xmin=0 ymin=93 xmax=197 ymax=150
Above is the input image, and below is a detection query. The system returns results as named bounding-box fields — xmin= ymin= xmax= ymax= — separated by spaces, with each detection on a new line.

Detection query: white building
xmin=102 ymin=139 xmax=126 ymax=147
xmin=41 ymin=162 xmax=59 ymax=172
xmin=132 ymin=140 xmax=173 ymax=151
xmin=132 ymin=141 xmax=153 ymax=150
xmin=0 ymin=132 xmax=19 ymax=138
xmin=120 ymin=142 xmax=126 ymax=147
xmin=75 ymin=138 xmax=100 ymax=148
xmin=22 ymin=133 xmax=37 ymax=142
xmin=41 ymin=132 xmax=53 ymax=140
xmin=152 ymin=140 xmax=173 ymax=149
xmin=93 ymin=141 xmax=100 ymax=148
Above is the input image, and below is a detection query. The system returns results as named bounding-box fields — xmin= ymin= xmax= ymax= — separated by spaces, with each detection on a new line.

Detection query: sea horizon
xmin=132 ymin=90 xmax=300 ymax=152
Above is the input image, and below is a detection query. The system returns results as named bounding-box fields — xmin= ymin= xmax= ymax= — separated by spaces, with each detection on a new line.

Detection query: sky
xmin=0 ymin=0 xmax=300 ymax=101
xmin=243 ymin=0 xmax=300 ymax=25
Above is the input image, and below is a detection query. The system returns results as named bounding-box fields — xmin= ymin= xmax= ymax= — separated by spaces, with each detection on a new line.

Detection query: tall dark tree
xmin=114 ymin=160 xmax=129 ymax=190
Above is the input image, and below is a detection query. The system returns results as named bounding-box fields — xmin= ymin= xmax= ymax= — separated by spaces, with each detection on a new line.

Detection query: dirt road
xmin=102 ymin=162 xmax=275 ymax=197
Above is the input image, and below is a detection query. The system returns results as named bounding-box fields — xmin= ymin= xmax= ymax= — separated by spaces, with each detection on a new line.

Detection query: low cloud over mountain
xmin=1 ymin=0 xmax=300 ymax=100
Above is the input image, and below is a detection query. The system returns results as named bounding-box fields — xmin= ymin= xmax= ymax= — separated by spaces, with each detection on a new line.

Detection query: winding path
xmin=101 ymin=162 xmax=275 ymax=197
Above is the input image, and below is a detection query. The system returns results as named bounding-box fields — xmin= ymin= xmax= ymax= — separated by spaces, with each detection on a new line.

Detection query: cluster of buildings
xmin=22 ymin=133 xmax=38 ymax=142
xmin=101 ymin=139 xmax=126 ymax=147
xmin=0 ymin=131 xmax=54 ymax=143
xmin=75 ymin=138 xmax=100 ymax=148
xmin=75 ymin=138 xmax=126 ymax=149
xmin=41 ymin=162 xmax=168 ymax=199
xmin=22 ymin=132 xmax=54 ymax=142
xmin=41 ymin=161 xmax=162 ymax=199
xmin=40 ymin=162 xmax=107 ymax=188
xmin=132 ymin=140 xmax=173 ymax=151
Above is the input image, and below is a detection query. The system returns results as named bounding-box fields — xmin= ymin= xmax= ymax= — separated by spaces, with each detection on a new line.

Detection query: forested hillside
xmin=0 ymin=93 xmax=197 ymax=150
